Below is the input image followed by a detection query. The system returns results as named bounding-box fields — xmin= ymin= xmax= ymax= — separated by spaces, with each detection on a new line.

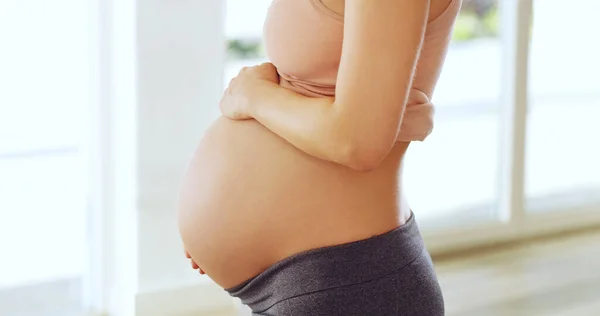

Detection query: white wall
xmin=135 ymin=0 xmax=225 ymax=292
xmin=89 ymin=0 xmax=231 ymax=314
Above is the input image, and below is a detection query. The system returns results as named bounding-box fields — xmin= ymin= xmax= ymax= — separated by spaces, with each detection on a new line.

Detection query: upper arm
xmin=332 ymin=0 xmax=430 ymax=164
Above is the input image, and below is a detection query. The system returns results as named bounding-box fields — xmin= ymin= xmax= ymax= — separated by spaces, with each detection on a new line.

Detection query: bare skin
xmin=180 ymin=0 xmax=454 ymax=287
xmin=179 ymin=118 xmax=411 ymax=287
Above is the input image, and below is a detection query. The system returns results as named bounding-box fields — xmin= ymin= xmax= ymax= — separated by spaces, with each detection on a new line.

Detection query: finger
xmin=260 ymin=62 xmax=274 ymax=69
xmin=185 ymin=251 xmax=191 ymax=259
xmin=191 ymin=260 xmax=199 ymax=270
xmin=199 ymin=269 xmax=205 ymax=275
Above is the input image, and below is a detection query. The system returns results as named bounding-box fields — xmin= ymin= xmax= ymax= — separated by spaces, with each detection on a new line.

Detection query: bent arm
xmin=247 ymin=0 xmax=430 ymax=171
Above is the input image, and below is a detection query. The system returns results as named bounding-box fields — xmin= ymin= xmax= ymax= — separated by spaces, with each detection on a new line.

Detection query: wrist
xmin=241 ymin=78 xmax=260 ymax=117
xmin=244 ymin=78 xmax=275 ymax=117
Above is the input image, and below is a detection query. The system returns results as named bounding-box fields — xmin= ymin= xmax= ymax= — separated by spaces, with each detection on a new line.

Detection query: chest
xmin=263 ymin=0 xmax=345 ymax=82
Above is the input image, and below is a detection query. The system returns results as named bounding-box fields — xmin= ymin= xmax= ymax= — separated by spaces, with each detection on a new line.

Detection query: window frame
xmin=423 ymin=0 xmax=600 ymax=253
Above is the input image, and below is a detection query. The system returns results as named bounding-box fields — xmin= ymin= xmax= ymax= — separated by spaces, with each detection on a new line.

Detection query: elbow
xmin=338 ymin=139 xmax=391 ymax=172
xmin=326 ymin=111 xmax=399 ymax=171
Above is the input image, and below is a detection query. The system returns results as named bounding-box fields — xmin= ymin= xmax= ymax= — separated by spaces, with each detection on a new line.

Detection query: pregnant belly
xmin=178 ymin=116 xmax=406 ymax=288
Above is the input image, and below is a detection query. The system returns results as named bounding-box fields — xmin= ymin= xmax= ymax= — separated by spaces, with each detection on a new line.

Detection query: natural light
xmin=0 ymin=0 xmax=598 ymax=314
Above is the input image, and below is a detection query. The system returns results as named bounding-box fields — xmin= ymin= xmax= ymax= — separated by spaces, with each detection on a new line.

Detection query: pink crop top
xmin=263 ymin=0 xmax=462 ymax=141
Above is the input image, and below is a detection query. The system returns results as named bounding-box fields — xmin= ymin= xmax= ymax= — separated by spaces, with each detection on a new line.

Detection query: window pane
xmin=224 ymin=0 xmax=270 ymax=87
xmin=405 ymin=0 xmax=501 ymax=225
xmin=0 ymin=1 xmax=88 ymax=152
xmin=525 ymin=0 xmax=600 ymax=211
xmin=0 ymin=0 xmax=89 ymax=313
xmin=0 ymin=152 xmax=85 ymax=315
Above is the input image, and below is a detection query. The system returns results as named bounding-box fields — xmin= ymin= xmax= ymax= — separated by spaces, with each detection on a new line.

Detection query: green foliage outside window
xmin=227 ymin=39 xmax=265 ymax=60
xmin=452 ymin=0 xmax=499 ymax=41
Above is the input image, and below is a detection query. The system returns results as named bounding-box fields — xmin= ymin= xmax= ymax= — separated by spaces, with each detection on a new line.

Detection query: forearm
xmin=245 ymin=80 xmax=364 ymax=169
xmin=246 ymin=81 xmax=341 ymax=162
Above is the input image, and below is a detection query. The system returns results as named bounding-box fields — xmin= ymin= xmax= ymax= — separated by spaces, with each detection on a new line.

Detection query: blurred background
xmin=0 ymin=0 xmax=598 ymax=315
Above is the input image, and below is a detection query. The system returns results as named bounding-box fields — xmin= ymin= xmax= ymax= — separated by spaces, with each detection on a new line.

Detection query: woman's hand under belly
xmin=177 ymin=116 xmax=408 ymax=289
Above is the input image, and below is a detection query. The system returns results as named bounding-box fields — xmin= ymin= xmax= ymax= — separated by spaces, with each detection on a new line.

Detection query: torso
xmin=178 ymin=0 xmax=459 ymax=289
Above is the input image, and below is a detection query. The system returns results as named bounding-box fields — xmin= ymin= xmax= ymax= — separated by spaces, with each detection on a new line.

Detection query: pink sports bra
xmin=263 ymin=0 xmax=462 ymax=141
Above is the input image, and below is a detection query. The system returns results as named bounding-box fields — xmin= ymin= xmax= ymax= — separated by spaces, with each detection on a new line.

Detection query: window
xmin=525 ymin=0 xmax=600 ymax=212
xmin=224 ymin=0 xmax=271 ymax=86
xmin=405 ymin=0 xmax=501 ymax=224
xmin=0 ymin=0 xmax=89 ymax=314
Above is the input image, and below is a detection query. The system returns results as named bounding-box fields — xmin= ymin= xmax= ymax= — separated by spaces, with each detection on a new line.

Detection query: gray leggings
xmin=225 ymin=213 xmax=445 ymax=315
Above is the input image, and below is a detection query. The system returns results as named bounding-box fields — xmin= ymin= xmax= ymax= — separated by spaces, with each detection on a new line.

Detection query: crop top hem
xmin=309 ymin=0 xmax=461 ymax=27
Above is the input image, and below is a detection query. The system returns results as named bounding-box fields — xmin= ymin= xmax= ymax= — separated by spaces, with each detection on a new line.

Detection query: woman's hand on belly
xmin=185 ymin=250 xmax=205 ymax=275
xmin=220 ymin=63 xmax=280 ymax=120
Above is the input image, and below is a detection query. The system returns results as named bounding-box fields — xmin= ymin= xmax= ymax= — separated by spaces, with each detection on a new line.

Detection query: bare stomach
xmin=177 ymin=116 xmax=411 ymax=289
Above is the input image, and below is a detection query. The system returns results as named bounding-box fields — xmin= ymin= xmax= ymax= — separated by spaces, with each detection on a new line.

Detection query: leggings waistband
xmin=225 ymin=212 xmax=425 ymax=312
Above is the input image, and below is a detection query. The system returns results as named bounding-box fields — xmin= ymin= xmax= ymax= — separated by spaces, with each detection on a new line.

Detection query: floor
xmin=436 ymin=228 xmax=600 ymax=316
xmin=1 ymin=228 xmax=599 ymax=315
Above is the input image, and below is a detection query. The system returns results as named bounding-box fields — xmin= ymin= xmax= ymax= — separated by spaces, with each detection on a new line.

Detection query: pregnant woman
xmin=179 ymin=0 xmax=461 ymax=314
